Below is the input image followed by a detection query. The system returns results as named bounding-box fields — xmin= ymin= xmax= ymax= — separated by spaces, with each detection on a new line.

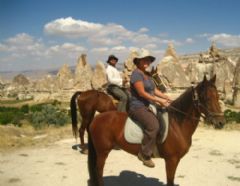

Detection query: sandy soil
xmin=0 ymin=127 xmax=240 ymax=186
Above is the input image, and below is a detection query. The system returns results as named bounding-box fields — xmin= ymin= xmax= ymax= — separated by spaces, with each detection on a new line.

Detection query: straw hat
xmin=133 ymin=49 xmax=155 ymax=64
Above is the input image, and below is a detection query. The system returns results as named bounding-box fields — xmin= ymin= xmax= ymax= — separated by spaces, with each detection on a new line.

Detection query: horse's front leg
xmin=165 ymin=157 xmax=180 ymax=186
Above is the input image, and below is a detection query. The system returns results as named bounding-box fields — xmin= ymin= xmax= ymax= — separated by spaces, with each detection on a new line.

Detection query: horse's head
xmin=194 ymin=75 xmax=226 ymax=129
xmin=149 ymin=67 xmax=167 ymax=92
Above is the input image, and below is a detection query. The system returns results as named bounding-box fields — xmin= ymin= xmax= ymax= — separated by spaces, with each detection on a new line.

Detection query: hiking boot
xmin=137 ymin=152 xmax=155 ymax=168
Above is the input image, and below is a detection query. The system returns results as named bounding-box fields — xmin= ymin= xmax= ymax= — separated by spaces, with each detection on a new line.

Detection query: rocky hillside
xmin=0 ymin=44 xmax=240 ymax=106
xmin=179 ymin=47 xmax=240 ymax=66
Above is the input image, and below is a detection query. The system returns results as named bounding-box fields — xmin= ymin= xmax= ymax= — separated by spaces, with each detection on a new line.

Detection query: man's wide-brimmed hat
xmin=133 ymin=49 xmax=155 ymax=65
xmin=106 ymin=55 xmax=118 ymax=63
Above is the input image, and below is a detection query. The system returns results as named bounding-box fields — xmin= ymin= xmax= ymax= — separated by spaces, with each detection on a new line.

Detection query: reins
xmin=166 ymin=86 xmax=223 ymax=122
xmin=151 ymin=73 xmax=223 ymax=123
xmin=167 ymin=105 xmax=204 ymax=122
xmin=151 ymin=73 xmax=165 ymax=88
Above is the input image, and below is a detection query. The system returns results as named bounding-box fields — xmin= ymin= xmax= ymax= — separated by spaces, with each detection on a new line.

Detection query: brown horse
xmin=70 ymin=90 xmax=116 ymax=151
xmin=87 ymin=75 xmax=225 ymax=186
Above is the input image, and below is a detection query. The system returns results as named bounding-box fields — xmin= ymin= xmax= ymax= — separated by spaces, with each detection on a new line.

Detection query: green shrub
xmin=31 ymin=111 xmax=46 ymax=129
xmin=29 ymin=104 xmax=44 ymax=112
xmin=20 ymin=104 xmax=29 ymax=113
xmin=0 ymin=106 xmax=18 ymax=112
xmin=0 ymin=103 xmax=69 ymax=128
xmin=224 ymin=109 xmax=240 ymax=124
xmin=30 ymin=104 xmax=69 ymax=129
xmin=0 ymin=111 xmax=24 ymax=126
xmin=52 ymin=100 xmax=61 ymax=106
xmin=0 ymin=112 xmax=14 ymax=125
xmin=12 ymin=112 xmax=25 ymax=126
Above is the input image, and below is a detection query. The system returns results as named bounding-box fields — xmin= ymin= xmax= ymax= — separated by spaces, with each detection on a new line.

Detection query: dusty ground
xmin=0 ymin=126 xmax=240 ymax=186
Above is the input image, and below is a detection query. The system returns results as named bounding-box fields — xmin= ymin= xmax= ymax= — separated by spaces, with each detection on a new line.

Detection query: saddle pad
xmin=124 ymin=117 xmax=143 ymax=144
xmin=124 ymin=112 xmax=169 ymax=144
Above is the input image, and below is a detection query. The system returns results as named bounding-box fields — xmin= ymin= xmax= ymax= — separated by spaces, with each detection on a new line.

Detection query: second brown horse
xmin=70 ymin=90 xmax=116 ymax=151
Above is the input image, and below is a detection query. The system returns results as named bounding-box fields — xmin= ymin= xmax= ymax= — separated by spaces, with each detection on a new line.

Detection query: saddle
xmin=124 ymin=104 xmax=169 ymax=144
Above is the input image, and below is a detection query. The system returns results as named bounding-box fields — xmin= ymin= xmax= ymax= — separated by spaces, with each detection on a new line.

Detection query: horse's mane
xmin=169 ymin=87 xmax=194 ymax=123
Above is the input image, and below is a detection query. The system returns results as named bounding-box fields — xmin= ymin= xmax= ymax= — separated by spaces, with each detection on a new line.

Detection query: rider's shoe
xmin=137 ymin=152 xmax=155 ymax=168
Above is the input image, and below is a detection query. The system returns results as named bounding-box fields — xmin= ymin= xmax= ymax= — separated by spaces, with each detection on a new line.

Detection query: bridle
xmin=192 ymin=86 xmax=224 ymax=120
xmin=168 ymin=85 xmax=223 ymax=122
xmin=151 ymin=73 xmax=165 ymax=89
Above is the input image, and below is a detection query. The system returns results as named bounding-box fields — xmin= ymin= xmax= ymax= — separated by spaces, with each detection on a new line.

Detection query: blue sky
xmin=0 ymin=0 xmax=240 ymax=72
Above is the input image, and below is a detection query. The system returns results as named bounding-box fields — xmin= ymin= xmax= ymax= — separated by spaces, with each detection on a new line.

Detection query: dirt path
xmin=0 ymin=127 xmax=240 ymax=186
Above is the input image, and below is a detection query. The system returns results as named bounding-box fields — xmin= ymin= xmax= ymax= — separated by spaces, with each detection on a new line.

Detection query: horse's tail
xmin=70 ymin=91 xmax=82 ymax=139
xmin=88 ymin=129 xmax=98 ymax=186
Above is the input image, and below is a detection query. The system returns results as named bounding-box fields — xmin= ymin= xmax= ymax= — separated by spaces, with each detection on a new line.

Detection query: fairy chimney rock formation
xmin=12 ymin=74 xmax=30 ymax=86
xmin=74 ymin=54 xmax=93 ymax=91
xmin=164 ymin=43 xmax=178 ymax=62
xmin=157 ymin=45 xmax=190 ymax=88
xmin=233 ymin=58 xmax=240 ymax=107
xmin=209 ymin=41 xmax=221 ymax=59
xmin=34 ymin=74 xmax=58 ymax=92
xmin=57 ymin=64 xmax=73 ymax=89
xmin=209 ymin=44 xmax=235 ymax=93
xmin=123 ymin=50 xmax=138 ymax=87
xmin=91 ymin=61 xmax=107 ymax=90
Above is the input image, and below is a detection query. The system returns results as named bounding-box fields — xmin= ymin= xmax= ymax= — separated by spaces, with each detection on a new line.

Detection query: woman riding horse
xmin=128 ymin=49 xmax=172 ymax=168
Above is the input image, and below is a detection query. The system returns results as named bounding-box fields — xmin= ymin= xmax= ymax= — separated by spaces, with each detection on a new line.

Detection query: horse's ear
xmin=150 ymin=66 xmax=154 ymax=74
xmin=203 ymin=75 xmax=207 ymax=83
xmin=210 ymin=74 xmax=216 ymax=84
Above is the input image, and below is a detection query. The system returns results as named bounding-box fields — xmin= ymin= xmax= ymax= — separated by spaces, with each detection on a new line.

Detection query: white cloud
xmin=198 ymin=33 xmax=211 ymax=38
xmin=138 ymin=27 xmax=149 ymax=33
xmin=46 ymin=43 xmax=86 ymax=59
xmin=0 ymin=18 xmax=188 ymax=71
xmin=6 ymin=33 xmax=34 ymax=45
xmin=111 ymin=46 xmax=127 ymax=51
xmin=160 ymin=39 xmax=182 ymax=46
xmin=44 ymin=17 xmax=178 ymax=48
xmin=0 ymin=43 xmax=7 ymax=51
xmin=208 ymin=33 xmax=240 ymax=47
xmin=0 ymin=33 xmax=46 ymax=59
xmin=61 ymin=43 xmax=86 ymax=51
xmin=185 ymin=38 xmax=194 ymax=43
xmin=88 ymin=36 xmax=122 ymax=46
xmin=0 ymin=33 xmax=88 ymax=70
xmin=44 ymin=17 xmax=103 ymax=38
xmin=91 ymin=47 xmax=109 ymax=53
xmin=144 ymin=43 xmax=158 ymax=49
xmin=131 ymin=34 xmax=159 ymax=45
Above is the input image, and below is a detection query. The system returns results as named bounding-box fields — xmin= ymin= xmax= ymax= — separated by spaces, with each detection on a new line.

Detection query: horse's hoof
xmin=81 ymin=149 xmax=88 ymax=154
xmin=72 ymin=144 xmax=81 ymax=150
xmin=80 ymin=144 xmax=85 ymax=149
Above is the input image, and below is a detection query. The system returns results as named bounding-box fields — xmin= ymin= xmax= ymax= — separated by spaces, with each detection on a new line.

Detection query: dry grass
xmin=0 ymin=99 xmax=35 ymax=108
xmin=0 ymin=99 xmax=73 ymax=153
xmin=0 ymin=111 xmax=239 ymax=153
xmin=0 ymin=123 xmax=73 ymax=153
